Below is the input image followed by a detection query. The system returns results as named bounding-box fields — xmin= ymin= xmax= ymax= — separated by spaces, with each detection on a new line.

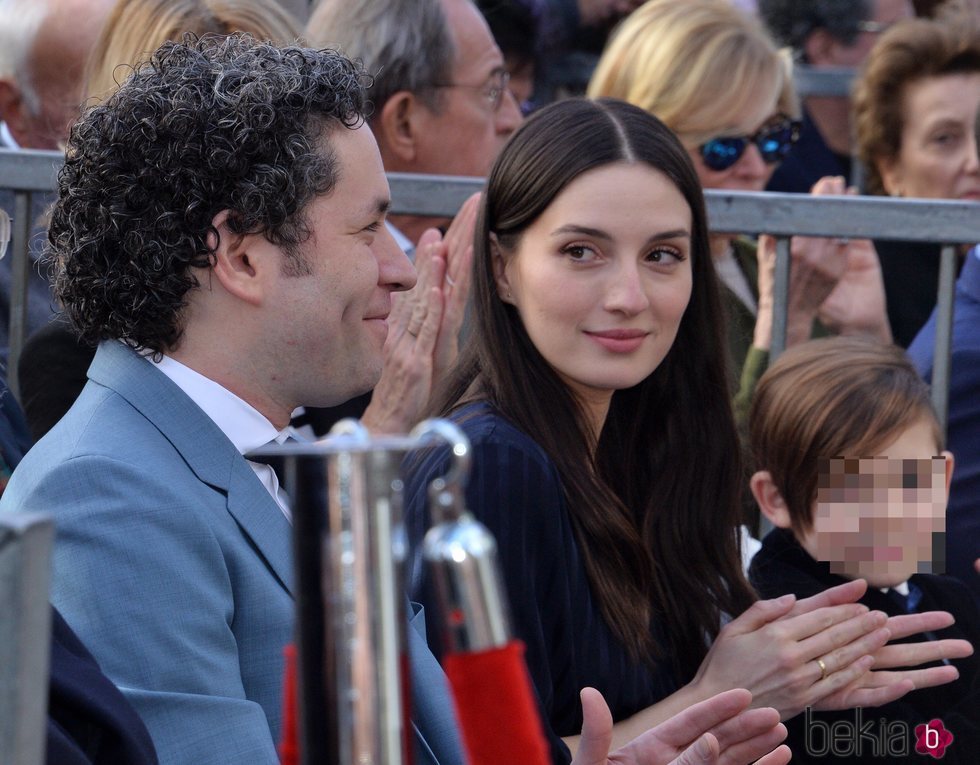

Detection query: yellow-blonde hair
xmin=85 ymin=0 xmax=299 ymax=103
xmin=588 ymin=0 xmax=798 ymax=145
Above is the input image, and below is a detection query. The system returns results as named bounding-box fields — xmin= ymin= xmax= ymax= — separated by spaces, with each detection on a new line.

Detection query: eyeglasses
xmin=698 ymin=116 xmax=802 ymax=172
xmin=431 ymin=70 xmax=512 ymax=112
xmin=856 ymin=19 xmax=895 ymax=34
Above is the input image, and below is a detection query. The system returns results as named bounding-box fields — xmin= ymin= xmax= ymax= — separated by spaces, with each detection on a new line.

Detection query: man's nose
xmin=380 ymin=226 xmax=417 ymax=292
xmin=496 ymin=88 xmax=522 ymax=136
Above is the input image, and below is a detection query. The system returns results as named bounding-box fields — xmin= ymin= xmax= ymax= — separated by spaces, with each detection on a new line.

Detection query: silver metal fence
xmin=793 ymin=65 xmax=855 ymax=99
xmin=2 ymin=150 xmax=977 ymax=430
xmin=0 ymin=512 xmax=54 ymax=765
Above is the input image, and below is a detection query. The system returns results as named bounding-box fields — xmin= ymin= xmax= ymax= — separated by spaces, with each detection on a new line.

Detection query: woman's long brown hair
xmin=432 ymin=98 xmax=755 ymax=680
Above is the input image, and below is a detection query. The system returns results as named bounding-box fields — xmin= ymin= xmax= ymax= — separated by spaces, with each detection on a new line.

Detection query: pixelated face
xmin=799 ymin=417 xmax=952 ymax=588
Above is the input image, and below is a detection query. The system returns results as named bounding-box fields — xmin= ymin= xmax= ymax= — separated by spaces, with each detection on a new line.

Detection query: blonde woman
xmin=85 ymin=0 xmax=299 ymax=101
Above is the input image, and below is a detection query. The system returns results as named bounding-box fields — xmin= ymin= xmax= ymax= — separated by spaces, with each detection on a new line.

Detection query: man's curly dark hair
xmin=49 ymin=34 xmax=368 ymax=353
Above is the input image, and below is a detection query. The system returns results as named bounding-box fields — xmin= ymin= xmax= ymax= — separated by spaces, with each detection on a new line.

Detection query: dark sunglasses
xmin=699 ymin=116 xmax=802 ymax=172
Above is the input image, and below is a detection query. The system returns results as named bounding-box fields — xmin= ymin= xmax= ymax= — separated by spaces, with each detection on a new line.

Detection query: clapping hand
xmin=574 ymin=687 xmax=790 ymax=765
xmin=362 ymin=193 xmax=479 ymax=433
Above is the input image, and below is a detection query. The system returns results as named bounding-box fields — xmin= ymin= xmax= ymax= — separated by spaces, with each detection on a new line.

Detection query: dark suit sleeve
xmin=405 ymin=420 xmax=575 ymax=765
xmin=48 ymin=607 xmax=159 ymax=765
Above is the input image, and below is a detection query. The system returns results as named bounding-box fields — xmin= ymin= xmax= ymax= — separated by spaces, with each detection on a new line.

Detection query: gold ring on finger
xmin=816 ymin=658 xmax=828 ymax=682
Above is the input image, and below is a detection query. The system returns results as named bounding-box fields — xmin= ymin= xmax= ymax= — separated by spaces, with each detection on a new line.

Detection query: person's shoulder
xmin=0 ymin=381 xmax=210 ymax=517
xmin=21 ymin=381 xmax=163 ymax=463
xmin=912 ymin=573 xmax=980 ymax=618
xmin=450 ymin=401 xmax=556 ymax=471
xmin=749 ymin=528 xmax=828 ymax=600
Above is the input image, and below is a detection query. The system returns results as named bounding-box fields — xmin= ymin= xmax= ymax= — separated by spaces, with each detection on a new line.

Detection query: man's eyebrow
xmin=362 ymin=197 xmax=391 ymax=222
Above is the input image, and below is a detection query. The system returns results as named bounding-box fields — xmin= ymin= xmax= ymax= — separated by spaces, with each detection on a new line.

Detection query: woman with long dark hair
xmin=405 ymin=98 xmax=958 ymax=764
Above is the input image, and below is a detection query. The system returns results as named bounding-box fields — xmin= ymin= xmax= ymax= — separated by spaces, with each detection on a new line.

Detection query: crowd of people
xmin=0 ymin=0 xmax=978 ymax=764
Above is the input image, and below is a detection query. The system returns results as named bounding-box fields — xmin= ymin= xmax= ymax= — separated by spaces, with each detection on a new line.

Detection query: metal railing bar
xmin=792 ymin=66 xmax=855 ymax=99
xmin=1 ymin=153 xmax=975 ymax=439
xmin=702 ymin=191 xmax=980 ymax=244
xmin=0 ymin=149 xmax=61 ymax=192
xmin=771 ymin=237 xmax=791 ymax=361
xmin=9 ymin=194 xmax=30 ymax=401
xmin=932 ymin=245 xmax=959 ymax=435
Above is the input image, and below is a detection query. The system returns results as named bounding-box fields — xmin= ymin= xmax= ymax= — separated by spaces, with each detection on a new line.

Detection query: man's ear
xmin=489 ymin=232 xmax=515 ymax=304
xmin=376 ymin=91 xmax=420 ymax=166
xmin=802 ymin=28 xmax=838 ymax=66
xmin=749 ymin=470 xmax=793 ymax=529
xmin=208 ymin=210 xmax=265 ymax=307
xmin=0 ymin=81 xmax=28 ymax=146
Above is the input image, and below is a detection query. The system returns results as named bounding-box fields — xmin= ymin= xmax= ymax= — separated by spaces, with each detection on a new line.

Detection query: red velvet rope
xmin=278 ymin=644 xmax=298 ymax=765
xmin=444 ymin=641 xmax=551 ymax=765
xmin=278 ymin=640 xmax=550 ymax=765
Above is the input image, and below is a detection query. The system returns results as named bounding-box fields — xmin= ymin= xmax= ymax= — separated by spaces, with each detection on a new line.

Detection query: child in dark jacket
xmin=747 ymin=336 xmax=978 ymax=764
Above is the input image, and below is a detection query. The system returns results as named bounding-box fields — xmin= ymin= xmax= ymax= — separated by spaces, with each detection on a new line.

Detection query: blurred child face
xmin=798 ymin=417 xmax=953 ymax=588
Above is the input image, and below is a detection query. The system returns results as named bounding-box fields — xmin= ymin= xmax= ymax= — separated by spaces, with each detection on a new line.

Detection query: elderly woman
xmin=587 ymin=0 xmax=891 ymax=419
xmin=854 ymin=12 xmax=980 ymax=345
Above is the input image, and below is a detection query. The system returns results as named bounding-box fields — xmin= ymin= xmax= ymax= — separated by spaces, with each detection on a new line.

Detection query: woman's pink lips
xmin=584 ymin=329 xmax=649 ymax=353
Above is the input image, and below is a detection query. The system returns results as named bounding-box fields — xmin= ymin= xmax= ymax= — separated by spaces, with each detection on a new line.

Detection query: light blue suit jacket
xmin=1 ymin=341 xmax=462 ymax=764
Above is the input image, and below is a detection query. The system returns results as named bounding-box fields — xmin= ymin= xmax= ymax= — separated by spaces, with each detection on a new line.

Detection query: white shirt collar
xmin=0 ymin=123 xmax=19 ymax=150
xmin=149 ymin=353 xmax=297 ymax=455
xmin=881 ymin=581 xmax=910 ymax=596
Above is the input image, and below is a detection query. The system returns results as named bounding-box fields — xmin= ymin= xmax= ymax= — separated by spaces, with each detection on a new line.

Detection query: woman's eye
xmin=930 ymin=131 xmax=960 ymax=148
xmin=562 ymin=244 xmax=598 ymax=261
xmin=646 ymin=247 xmax=684 ymax=264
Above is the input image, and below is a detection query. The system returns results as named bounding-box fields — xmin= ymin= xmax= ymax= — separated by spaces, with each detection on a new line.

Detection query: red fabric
xmin=444 ymin=641 xmax=550 ymax=765
xmin=278 ymin=644 xmax=298 ymax=765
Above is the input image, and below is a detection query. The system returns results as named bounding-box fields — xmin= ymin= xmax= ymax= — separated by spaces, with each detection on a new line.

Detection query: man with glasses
xmin=305 ymin=0 xmax=522 ymax=247
xmin=300 ymin=0 xmax=523 ymax=437
xmin=758 ymin=0 xmax=914 ymax=194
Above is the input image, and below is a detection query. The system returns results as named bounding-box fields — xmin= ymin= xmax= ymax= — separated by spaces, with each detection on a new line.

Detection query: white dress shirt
xmin=149 ymin=352 xmax=300 ymax=520
xmin=0 ymin=123 xmax=19 ymax=149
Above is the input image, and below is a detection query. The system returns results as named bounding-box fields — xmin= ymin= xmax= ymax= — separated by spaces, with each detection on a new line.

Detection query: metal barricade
xmin=0 ymin=512 xmax=54 ymax=765
xmin=1 ymin=151 xmax=977 ymax=430
xmin=0 ymin=148 xmax=61 ymax=397
xmin=793 ymin=64 xmax=855 ymax=99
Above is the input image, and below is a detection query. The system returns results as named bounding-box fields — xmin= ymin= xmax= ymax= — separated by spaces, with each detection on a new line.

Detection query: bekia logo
xmin=915 ymin=719 xmax=954 ymax=759
xmin=805 ymin=708 xmax=954 ymax=758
